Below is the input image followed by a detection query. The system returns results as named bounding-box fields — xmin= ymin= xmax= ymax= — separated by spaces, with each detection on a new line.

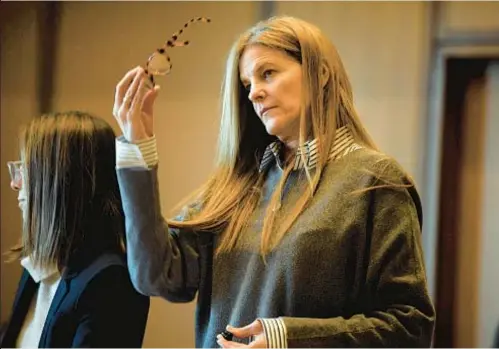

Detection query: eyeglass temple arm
xmin=145 ymin=17 xmax=211 ymax=85
xmin=165 ymin=17 xmax=211 ymax=48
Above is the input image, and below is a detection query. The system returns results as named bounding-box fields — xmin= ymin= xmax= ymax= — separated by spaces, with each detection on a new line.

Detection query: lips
xmin=260 ymin=106 xmax=275 ymax=117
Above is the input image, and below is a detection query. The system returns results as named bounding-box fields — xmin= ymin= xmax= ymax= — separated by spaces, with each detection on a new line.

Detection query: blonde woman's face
xmin=239 ymin=44 xmax=302 ymax=146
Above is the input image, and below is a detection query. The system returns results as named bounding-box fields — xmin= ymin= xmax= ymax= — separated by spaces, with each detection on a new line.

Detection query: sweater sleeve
xmin=280 ymin=183 xmax=435 ymax=347
xmin=116 ymin=166 xmax=203 ymax=303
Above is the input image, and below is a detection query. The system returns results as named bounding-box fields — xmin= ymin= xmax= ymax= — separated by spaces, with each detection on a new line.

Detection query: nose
xmin=248 ymin=83 xmax=266 ymax=103
xmin=10 ymin=176 xmax=22 ymax=191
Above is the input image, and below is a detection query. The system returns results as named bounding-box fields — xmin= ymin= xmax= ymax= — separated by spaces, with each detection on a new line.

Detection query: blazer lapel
xmin=1 ymin=270 xmax=38 ymax=348
xmin=11 ymin=270 xmax=35 ymax=312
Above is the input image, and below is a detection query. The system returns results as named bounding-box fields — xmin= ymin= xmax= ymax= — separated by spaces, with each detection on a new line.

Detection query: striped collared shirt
xmin=258 ymin=126 xmax=362 ymax=173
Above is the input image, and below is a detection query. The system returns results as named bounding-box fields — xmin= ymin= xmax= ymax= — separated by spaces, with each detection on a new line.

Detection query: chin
xmin=263 ymin=120 xmax=283 ymax=137
xmin=266 ymin=127 xmax=292 ymax=144
xmin=18 ymin=200 xmax=27 ymax=212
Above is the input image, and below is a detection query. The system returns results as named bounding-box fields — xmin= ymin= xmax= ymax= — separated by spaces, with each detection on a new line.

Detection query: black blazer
xmin=1 ymin=252 xmax=150 ymax=348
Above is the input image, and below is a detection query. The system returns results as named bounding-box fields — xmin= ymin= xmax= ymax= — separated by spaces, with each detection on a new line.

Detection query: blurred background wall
xmin=1 ymin=1 xmax=498 ymax=347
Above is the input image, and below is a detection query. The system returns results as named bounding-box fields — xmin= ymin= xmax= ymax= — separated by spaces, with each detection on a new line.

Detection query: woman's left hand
xmin=216 ymin=320 xmax=267 ymax=348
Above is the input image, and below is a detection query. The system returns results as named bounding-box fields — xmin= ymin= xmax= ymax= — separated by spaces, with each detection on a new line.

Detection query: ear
xmin=320 ymin=62 xmax=330 ymax=88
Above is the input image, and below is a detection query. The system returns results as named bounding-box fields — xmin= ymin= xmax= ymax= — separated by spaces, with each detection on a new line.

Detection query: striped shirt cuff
xmin=116 ymin=135 xmax=159 ymax=169
xmin=257 ymin=318 xmax=287 ymax=348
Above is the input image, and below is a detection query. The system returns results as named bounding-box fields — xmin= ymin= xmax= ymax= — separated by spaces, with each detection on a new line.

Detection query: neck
xmin=281 ymin=140 xmax=297 ymax=165
xmin=283 ymin=139 xmax=298 ymax=151
xmin=278 ymin=131 xmax=307 ymax=163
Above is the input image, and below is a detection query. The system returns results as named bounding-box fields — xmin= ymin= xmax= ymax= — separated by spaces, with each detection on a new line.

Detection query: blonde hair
xmin=9 ymin=111 xmax=125 ymax=271
xmin=168 ymin=16 xmax=408 ymax=256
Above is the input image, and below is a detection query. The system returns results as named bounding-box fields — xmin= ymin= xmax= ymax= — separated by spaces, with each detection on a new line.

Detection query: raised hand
xmin=113 ymin=66 xmax=160 ymax=143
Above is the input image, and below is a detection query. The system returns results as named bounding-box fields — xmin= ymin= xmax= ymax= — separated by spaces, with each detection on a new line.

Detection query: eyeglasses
xmin=7 ymin=160 xmax=23 ymax=190
xmin=144 ymin=16 xmax=211 ymax=88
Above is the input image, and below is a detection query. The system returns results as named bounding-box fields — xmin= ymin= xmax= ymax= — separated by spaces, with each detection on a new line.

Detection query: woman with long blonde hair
xmin=114 ymin=16 xmax=435 ymax=348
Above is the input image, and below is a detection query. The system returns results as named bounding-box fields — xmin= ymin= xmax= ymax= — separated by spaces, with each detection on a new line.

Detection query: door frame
xmin=422 ymin=2 xmax=499 ymax=301
xmin=422 ymin=45 xmax=499 ymax=302
xmin=421 ymin=2 xmax=499 ymax=347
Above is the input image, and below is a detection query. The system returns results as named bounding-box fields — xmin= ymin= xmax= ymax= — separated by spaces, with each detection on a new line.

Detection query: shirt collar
xmin=21 ymin=256 xmax=59 ymax=283
xmin=258 ymin=126 xmax=360 ymax=173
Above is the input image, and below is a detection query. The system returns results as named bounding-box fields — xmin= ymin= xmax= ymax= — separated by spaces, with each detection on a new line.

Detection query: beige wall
xmin=1 ymin=1 xmax=40 ymax=325
xmin=438 ymin=1 xmax=499 ymax=35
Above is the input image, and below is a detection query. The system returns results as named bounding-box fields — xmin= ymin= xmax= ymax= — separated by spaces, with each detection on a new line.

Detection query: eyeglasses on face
xmin=144 ymin=16 xmax=211 ymax=88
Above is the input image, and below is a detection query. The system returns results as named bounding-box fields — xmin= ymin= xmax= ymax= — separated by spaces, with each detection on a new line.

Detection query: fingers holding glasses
xmin=115 ymin=66 xmax=141 ymax=108
xmin=130 ymin=74 xmax=149 ymax=113
xmin=113 ymin=66 xmax=150 ymax=142
xmin=113 ymin=66 xmax=140 ymax=129
xmin=123 ymin=68 xmax=145 ymax=110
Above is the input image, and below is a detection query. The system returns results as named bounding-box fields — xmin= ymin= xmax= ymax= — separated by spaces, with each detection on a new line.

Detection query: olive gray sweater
xmin=117 ymin=147 xmax=435 ymax=348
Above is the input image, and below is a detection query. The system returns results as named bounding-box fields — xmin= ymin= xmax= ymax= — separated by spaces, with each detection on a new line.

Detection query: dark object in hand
xmin=221 ymin=330 xmax=233 ymax=341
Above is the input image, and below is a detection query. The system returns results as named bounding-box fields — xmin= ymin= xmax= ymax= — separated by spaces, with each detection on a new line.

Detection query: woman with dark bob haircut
xmin=2 ymin=111 xmax=150 ymax=348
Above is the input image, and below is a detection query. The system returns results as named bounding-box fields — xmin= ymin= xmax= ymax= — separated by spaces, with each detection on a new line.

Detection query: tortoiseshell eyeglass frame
xmin=144 ymin=16 xmax=211 ymax=88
